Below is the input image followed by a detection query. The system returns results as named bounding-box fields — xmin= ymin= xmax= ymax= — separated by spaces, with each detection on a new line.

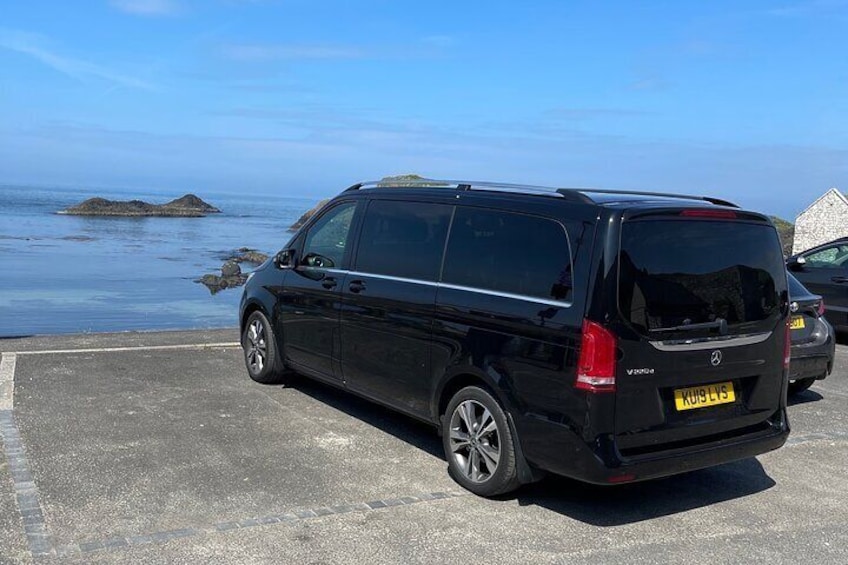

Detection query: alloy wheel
xmin=448 ymin=400 xmax=501 ymax=483
xmin=245 ymin=319 xmax=267 ymax=374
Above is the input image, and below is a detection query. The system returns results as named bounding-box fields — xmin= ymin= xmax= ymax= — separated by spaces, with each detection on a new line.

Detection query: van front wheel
xmin=442 ymin=386 xmax=520 ymax=497
xmin=242 ymin=311 xmax=289 ymax=384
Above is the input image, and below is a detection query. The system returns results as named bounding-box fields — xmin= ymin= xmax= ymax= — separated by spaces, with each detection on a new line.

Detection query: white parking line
xmin=0 ymin=353 xmax=16 ymax=410
xmin=11 ymin=342 xmax=241 ymax=356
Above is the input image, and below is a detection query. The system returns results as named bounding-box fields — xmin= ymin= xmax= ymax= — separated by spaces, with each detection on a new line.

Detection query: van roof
xmin=345 ymin=179 xmax=738 ymax=209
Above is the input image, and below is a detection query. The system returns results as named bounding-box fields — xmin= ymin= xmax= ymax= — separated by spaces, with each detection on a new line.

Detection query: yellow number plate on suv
xmin=674 ymin=381 xmax=736 ymax=411
xmin=790 ymin=316 xmax=805 ymax=330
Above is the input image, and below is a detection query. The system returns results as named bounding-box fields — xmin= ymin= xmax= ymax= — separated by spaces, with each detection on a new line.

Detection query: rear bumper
xmin=789 ymin=354 xmax=831 ymax=381
xmin=519 ymin=408 xmax=789 ymax=485
xmin=789 ymin=322 xmax=835 ymax=382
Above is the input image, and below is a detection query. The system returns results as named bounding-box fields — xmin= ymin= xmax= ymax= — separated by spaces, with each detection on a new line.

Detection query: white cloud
xmin=109 ymin=0 xmax=182 ymax=16
xmin=0 ymin=29 xmax=156 ymax=90
xmin=219 ymin=36 xmax=453 ymax=62
xmin=221 ymin=43 xmax=367 ymax=61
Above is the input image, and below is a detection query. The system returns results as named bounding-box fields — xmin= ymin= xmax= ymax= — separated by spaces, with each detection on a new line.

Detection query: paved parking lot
xmin=1 ymin=329 xmax=847 ymax=564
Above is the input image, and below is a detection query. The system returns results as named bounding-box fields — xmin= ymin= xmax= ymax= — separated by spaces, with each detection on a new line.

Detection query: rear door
xmin=340 ymin=199 xmax=453 ymax=416
xmin=612 ymin=211 xmax=788 ymax=456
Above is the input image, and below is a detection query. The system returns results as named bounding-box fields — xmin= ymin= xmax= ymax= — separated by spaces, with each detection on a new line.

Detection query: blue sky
xmin=1 ymin=1 xmax=847 ymax=219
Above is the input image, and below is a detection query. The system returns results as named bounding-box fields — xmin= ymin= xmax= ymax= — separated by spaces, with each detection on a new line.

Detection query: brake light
xmin=784 ymin=318 xmax=791 ymax=370
xmin=576 ymin=319 xmax=617 ymax=393
xmin=817 ymin=300 xmax=825 ymax=316
xmin=679 ymin=209 xmax=738 ymax=219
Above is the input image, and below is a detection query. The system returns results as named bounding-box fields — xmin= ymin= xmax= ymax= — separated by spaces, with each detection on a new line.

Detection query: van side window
xmin=355 ymin=200 xmax=453 ymax=281
xmin=442 ymin=208 xmax=573 ymax=302
xmin=301 ymin=202 xmax=357 ymax=269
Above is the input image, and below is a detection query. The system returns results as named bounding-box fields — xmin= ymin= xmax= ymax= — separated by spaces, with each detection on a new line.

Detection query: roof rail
xmin=345 ymin=179 xmax=738 ymax=208
xmin=557 ymin=188 xmax=738 ymax=208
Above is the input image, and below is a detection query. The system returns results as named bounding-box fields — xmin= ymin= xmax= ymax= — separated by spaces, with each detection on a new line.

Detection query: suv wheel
xmin=242 ymin=311 xmax=289 ymax=384
xmin=442 ymin=386 xmax=520 ymax=497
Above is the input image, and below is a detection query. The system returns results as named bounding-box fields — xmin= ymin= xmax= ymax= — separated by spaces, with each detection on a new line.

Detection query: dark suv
xmin=240 ymin=180 xmax=791 ymax=496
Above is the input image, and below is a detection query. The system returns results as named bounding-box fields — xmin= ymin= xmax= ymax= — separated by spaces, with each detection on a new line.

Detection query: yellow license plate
xmin=674 ymin=381 xmax=736 ymax=411
xmin=790 ymin=316 xmax=805 ymax=330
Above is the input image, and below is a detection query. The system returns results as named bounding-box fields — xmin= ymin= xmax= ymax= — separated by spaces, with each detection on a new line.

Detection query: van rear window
xmin=618 ymin=220 xmax=786 ymax=337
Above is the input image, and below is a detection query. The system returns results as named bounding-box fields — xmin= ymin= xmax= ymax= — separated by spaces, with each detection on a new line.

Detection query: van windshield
xmin=618 ymin=219 xmax=787 ymax=338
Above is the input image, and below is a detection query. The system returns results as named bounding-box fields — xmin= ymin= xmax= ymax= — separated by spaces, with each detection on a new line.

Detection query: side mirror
xmin=275 ymin=249 xmax=298 ymax=269
xmin=787 ymin=256 xmax=806 ymax=271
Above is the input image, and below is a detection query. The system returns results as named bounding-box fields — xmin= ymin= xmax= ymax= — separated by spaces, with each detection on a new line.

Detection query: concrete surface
xmin=0 ymin=329 xmax=846 ymax=564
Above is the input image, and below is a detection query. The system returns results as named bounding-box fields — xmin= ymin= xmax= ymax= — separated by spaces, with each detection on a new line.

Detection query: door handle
xmin=831 ymin=276 xmax=848 ymax=284
xmin=321 ymin=277 xmax=337 ymax=290
xmin=348 ymin=280 xmax=366 ymax=293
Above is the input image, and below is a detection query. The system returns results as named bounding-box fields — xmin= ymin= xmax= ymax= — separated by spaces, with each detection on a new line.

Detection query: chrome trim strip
xmin=438 ymin=283 xmax=572 ymax=308
xmin=344 ymin=271 xmax=572 ymax=308
xmin=347 ymin=271 xmax=438 ymax=287
xmin=649 ymin=331 xmax=773 ymax=351
xmin=320 ymin=268 xmax=350 ymax=275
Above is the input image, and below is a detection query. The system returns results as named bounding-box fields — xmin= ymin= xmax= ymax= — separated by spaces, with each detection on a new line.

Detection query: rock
xmin=233 ymin=248 xmax=269 ymax=264
xmin=290 ymin=199 xmax=330 ymax=231
xmin=376 ymin=173 xmax=441 ymax=186
xmin=58 ymin=193 xmax=221 ymax=217
xmin=221 ymin=248 xmax=270 ymax=265
xmin=196 ymin=272 xmax=247 ymax=294
xmin=197 ymin=252 xmax=260 ymax=294
xmin=165 ymin=194 xmax=221 ymax=213
xmin=221 ymin=261 xmax=241 ymax=277
xmin=200 ymin=274 xmax=221 ymax=286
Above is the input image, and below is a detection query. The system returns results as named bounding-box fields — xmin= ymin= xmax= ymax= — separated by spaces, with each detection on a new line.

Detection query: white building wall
xmin=793 ymin=188 xmax=848 ymax=254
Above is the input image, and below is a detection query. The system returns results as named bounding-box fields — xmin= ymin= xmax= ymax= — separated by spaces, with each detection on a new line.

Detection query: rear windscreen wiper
xmin=650 ymin=318 xmax=728 ymax=334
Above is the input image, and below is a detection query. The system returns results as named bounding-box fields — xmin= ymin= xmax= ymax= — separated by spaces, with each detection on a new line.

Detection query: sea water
xmin=0 ymin=185 xmax=317 ymax=337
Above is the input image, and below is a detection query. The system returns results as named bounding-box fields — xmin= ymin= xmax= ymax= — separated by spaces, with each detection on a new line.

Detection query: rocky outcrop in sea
xmin=196 ymin=248 xmax=270 ymax=294
xmin=59 ymin=194 xmax=221 ymax=217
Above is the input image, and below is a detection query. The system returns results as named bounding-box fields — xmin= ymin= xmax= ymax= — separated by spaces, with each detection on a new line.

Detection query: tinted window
xmin=788 ymin=273 xmax=808 ymax=298
xmin=302 ymin=202 xmax=356 ymax=269
xmin=442 ymin=208 xmax=573 ymax=302
xmin=355 ymin=200 xmax=452 ymax=281
xmin=803 ymin=244 xmax=848 ymax=268
xmin=619 ymin=220 xmax=786 ymax=337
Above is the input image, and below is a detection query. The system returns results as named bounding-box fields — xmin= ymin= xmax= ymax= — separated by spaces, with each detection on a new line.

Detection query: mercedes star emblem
xmin=710 ymin=350 xmax=723 ymax=366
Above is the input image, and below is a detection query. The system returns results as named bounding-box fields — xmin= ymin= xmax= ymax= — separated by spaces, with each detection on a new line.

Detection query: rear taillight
xmin=784 ymin=318 xmax=791 ymax=370
xmin=679 ymin=209 xmax=738 ymax=219
xmin=576 ymin=319 xmax=617 ymax=393
xmin=817 ymin=300 xmax=826 ymax=316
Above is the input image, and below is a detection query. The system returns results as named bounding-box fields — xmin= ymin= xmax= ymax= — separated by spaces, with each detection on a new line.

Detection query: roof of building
xmin=796 ymin=187 xmax=848 ymax=219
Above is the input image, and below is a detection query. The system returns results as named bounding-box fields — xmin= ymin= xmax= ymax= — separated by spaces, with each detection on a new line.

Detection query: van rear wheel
xmin=242 ymin=311 xmax=289 ymax=384
xmin=442 ymin=386 xmax=520 ymax=497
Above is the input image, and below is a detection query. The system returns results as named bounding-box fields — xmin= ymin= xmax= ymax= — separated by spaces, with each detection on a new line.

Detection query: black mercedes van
xmin=239 ymin=180 xmax=790 ymax=496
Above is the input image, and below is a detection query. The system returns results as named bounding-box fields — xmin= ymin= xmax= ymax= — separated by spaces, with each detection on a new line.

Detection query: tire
xmin=788 ymin=377 xmax=816 ymax=396
xmin=442 ymin=386 xmax=520 ymax=497
xmin=242 ymin=310 xmax=289 ymax=384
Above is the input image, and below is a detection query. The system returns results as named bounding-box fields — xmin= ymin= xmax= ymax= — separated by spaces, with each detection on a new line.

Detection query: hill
xmin=59 ymin=194 xmax=221 ymax=217
xmin=770 ymin=216 xmax=794 ymax=257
